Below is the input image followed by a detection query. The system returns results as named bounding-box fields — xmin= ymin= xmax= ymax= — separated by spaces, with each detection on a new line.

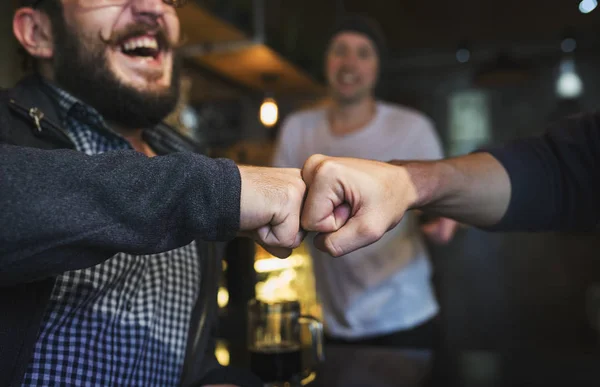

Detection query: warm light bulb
xmin=260 ymin=98 xmax=278 ymax=127
xmin=215 ymin=341 xmax=230 ymax=366
xmin=217 ymin=287 xmax=229 ymax=308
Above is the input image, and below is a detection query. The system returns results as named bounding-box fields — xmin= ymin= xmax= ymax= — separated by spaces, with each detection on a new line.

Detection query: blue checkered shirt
xmin=21 ymin=85 xmax=201 ymax=386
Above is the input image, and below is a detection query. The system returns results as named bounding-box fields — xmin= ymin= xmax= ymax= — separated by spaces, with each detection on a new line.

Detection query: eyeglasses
xmin=30 ymin=0 xmax=188 ymax=8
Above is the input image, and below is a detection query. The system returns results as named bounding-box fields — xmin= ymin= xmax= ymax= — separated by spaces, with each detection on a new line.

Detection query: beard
xmin=51 ymin=18 xmax=180 ymax=130
xmin=332 ymin=87 xmax=371 ymax=106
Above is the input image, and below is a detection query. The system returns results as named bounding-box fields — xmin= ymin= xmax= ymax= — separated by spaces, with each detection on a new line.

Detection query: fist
xmin=301 ymin=154 xmax=418 ymax=257
xmin=238 ymin=166 xmax=306 ymax=257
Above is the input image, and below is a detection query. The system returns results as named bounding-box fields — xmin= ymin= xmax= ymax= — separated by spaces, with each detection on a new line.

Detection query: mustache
xmin=337 ymin=65 xmax=358 ymax=73
xmin=98 ymin=21 xmax=187 ymax=50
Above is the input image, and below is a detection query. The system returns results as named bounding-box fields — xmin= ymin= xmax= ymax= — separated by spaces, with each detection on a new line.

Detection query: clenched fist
xmin=238 ymin=166 xmax=306 ymax=258
xmin=300 ymin=154 xmax=419 ymax=257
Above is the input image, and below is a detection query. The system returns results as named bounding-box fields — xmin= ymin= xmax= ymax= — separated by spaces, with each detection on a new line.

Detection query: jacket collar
xmin=7 ymin=74 xmax=205 ymax=156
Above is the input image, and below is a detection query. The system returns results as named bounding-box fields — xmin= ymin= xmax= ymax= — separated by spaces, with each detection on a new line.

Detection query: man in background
xmin=273 ymin=14 xmax=457 ymax=349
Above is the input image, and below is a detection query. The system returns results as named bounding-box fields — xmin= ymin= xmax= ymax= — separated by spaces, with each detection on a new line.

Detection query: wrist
xmin=396 ymin=160 xmax=443 ymax=210
xmin=237 ymin=164 xmax=260 ymax=231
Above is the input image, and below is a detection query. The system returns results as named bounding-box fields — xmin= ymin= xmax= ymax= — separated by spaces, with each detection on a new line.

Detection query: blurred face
xmin=50 ymin=0 xmax=183 ymax=128
xmin=325 ymin=32 xmax=379 ymax=105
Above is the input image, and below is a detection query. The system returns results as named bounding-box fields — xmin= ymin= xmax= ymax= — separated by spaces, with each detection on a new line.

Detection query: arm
xmin=301 ymin=112 xmax=600 ymax=256
xmin=400 ymin=114 xmax=459 ymax=243
xmin=399 ymin=152 xmax=512 ymax=228
xmin=1 ymin=145 xmax=305 ymax=285
xmin=414 ymin=112 xmax=600 ymax=231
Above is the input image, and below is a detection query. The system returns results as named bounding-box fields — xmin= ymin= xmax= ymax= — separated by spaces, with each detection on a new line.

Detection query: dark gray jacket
xmin=0 ymin=76 xmax=259 ymax=386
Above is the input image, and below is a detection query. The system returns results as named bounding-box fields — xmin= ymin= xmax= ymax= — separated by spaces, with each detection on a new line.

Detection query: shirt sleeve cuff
xmin=474 ymin=142 xmax=540 ymax=232
xmin=213 ymin=158 xmax=241 ymax=241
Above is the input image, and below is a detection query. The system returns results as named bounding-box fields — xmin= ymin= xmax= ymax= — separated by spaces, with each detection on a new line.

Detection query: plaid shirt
xmin=21 ymin=85 xmax=201 ymax=386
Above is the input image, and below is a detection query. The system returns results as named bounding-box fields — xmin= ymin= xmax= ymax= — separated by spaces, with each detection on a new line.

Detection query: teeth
xmin=121 ymin=36 xmax=158 ymax=52
xmin=340 ymin=73 xmax=357 ymax=84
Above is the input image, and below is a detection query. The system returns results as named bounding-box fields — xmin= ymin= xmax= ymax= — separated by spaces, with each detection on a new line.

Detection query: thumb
xmin=313 ymin=215 xmax=384 ymax=257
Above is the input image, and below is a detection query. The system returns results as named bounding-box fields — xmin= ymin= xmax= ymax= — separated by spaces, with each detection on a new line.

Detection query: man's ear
xmin=13 ymin=8 xmax=54 ymax=60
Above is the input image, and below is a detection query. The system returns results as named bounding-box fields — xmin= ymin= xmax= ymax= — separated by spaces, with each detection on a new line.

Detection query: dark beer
xmin=249 ymin=342 xmax=302 ymax=382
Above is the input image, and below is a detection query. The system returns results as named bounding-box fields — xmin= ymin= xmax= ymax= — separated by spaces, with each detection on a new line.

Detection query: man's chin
xmin=116 ymin=74 xmax=173 ymax=95
xmin=335 ymin=93 xmax=367 ymax=105
xmin=111 ymin=66 xmax=171 ymax=92
xmin=130 ymin=83 xmax=173 ymax=98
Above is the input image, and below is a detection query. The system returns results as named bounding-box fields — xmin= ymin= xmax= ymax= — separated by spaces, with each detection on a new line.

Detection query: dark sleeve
xmin=483 ymin=112 xmax=600 ymax=232
xmin=0 ymin=144 xmax=241 ymax=286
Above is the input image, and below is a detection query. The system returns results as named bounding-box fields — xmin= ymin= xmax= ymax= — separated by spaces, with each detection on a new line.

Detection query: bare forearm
xmin=301 ymin=153 xmax=512 ymax=257
xmin=400 ymin=152 xmax=512 ymax=227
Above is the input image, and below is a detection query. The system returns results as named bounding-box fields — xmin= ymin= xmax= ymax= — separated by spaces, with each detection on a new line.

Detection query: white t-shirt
xmin=272 ymin=101 xmax=444 ymax=339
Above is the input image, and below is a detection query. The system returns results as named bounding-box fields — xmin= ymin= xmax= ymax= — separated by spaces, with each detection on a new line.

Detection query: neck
xmin=111 ymin=124 xmax=157 ymax=157
xmin=328 ymin=96 xmax=376 ymax=136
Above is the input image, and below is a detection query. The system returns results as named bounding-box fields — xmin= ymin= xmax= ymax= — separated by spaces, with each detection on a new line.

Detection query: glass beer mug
xmin=248 ymin=299 xmax=324 ymax=386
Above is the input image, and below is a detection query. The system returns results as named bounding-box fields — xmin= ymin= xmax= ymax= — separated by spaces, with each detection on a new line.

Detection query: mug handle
xmin=298 ymin=315 xmax=325 ymax=385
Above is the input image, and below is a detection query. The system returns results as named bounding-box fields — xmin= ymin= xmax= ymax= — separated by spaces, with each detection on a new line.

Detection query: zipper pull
xmin=29 ymin=107 xmax=44 ymax=133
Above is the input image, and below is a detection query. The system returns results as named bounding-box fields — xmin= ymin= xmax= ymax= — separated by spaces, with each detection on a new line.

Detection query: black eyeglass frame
xmin=29 ymin=0 xmax=188 ymax=8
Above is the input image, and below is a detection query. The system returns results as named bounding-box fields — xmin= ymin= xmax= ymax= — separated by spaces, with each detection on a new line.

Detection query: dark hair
xmin=17 ymin=0 xmax=40 ymax=6
xmin=16 ymin=0 xmax=64 ymax=72
xmin=326 ymin=13 xmax=388 ymax=60
xmin=323 ymin=13 xmax=388 ymax=96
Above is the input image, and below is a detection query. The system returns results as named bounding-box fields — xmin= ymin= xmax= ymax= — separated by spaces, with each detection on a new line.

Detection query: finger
xmin=421 ymin=218 xmax=457 ymax=244
xmin=256 ymin=218 xmax=296 ymax=248
xmin=257 ymin=190 xmax=302 ymax=244
xmin=266 ymin=203 xmax=303 ymax=245
xmin=301 ymin=154 xmax=328 ymax=187
xmin=313 ymin=233 xmax=328 ymax=253
xmin=256 ymin=181 xmax=304 ymax=249
xmin=421 ymin=229 xmax=441 ymax=244
xmin=308 ymin=203 xmax=352 ymax=234
xmin=261 ymin=228 xmax=307 ymax=251
xmin=293 ymin=228 xmax=308 ymax=248
xmin=256 ymin=229 xmax=304 ymax=259
xmin=420 ymin=221 xmax=440 ymax=235
xmin=333 ymin=203 xmax=352 ymax=227
xmin=262 ymin=244 xmax=293 ymax=258
xmin=301 ymin=196 xmax=346 ymax=233
xmin=301 ymin=172 xmax=346 ymax=233
xmin=313 ymin=216 xmax=385 ymax=257
xmin=439 ymin=219 xmax=459 ymax=243
xmin=236 ymin=232 xmax=293 ymax=257
xmin=252 ymin=229 xmax=294 ymax=258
